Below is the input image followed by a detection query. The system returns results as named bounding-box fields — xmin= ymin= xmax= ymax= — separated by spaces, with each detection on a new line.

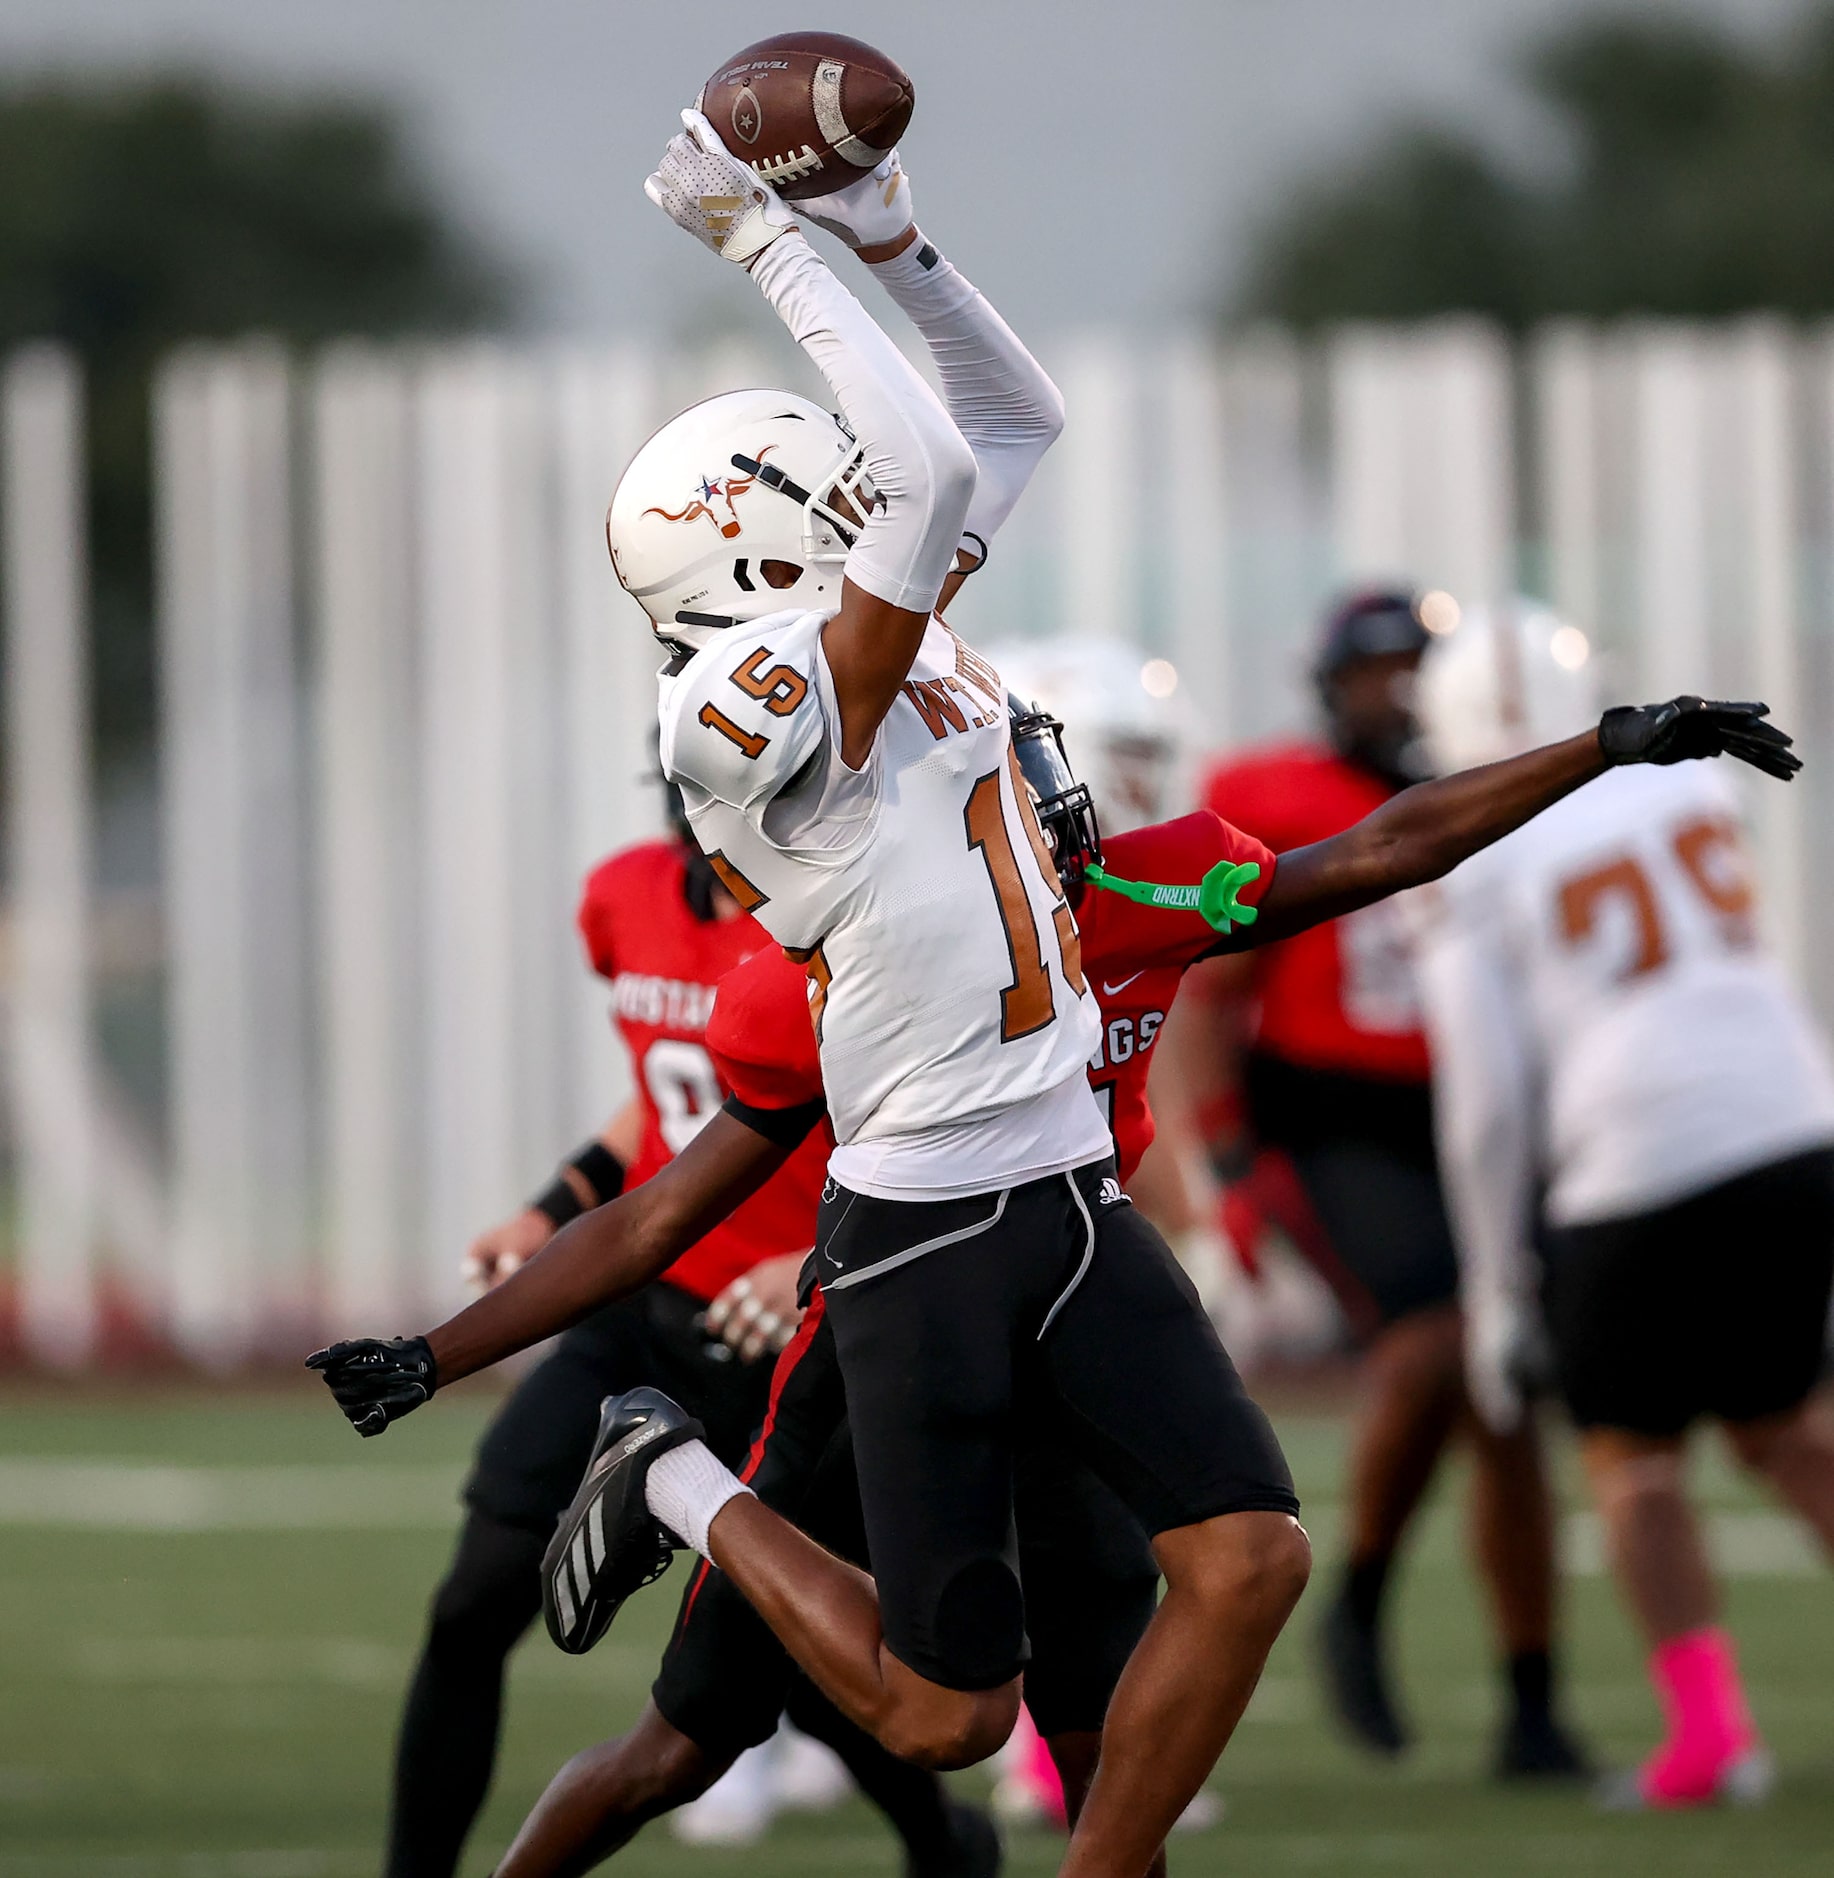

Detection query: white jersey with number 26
xmin=658 ymin=607 xmax=1106 ymax=1198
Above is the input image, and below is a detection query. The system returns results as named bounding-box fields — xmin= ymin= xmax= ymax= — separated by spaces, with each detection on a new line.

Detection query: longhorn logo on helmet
xmin=642 ymin=447 xmax=776 ymax=539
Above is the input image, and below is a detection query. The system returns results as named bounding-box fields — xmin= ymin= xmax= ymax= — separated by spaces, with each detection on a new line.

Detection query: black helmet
xmin=1314 ymin=587 xmax=1429 ymax=687
xmin=1009 ymin=696 xmax=1103 ymax=890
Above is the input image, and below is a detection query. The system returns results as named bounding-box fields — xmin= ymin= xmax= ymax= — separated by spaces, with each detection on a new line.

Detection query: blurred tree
xmin=1240 ymin=7 xmax=1834 ymax=327
xmin=0 ymin=79 xmax=516 ymax=766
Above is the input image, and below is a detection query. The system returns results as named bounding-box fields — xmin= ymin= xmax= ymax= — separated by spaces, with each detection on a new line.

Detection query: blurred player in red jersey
xmin=383 ymin=793 xmax=993 ymax=1878
xmin=1164 ymin=588 xmax=1585 ymax=1776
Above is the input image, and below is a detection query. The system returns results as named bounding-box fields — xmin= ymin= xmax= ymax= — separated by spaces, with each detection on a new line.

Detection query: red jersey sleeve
xmin=575 ymin=854 xmax=626 ymax=981
xmin=1081 ymin=812 xmax=1276 ymax=975
xmin=707 ymin=947 xmax=826 ymax=1112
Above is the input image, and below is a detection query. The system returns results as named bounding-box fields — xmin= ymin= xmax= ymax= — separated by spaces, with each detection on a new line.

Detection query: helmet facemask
xmin=1010 ymin=699 xmax=1103 ymax=891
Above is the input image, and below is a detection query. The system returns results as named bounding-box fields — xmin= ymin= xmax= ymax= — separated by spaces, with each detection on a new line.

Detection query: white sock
xmin=644 ymin=1439 xmax=752 ymax=1560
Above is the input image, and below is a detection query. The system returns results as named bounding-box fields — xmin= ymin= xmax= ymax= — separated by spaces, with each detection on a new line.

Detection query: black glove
xmin=305 ymin=1335 xmax=437 ymax=1437
xmin=1598 ymin=697 xmax=1801 ymax=782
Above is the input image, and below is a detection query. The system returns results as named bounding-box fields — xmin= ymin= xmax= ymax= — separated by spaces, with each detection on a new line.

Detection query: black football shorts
xmin=1287 ymin=1140 xmax=1462 ymax=1327
xmin=815 ymin=1157 xmax=1298 ymax=1692
xmin=1246 ymin=1051 xmax=1461 ymax=1328
xmin=651 ymin=1289 xmax=1162 ymax=1754
xmin=1544 ymin=1145 xmax=1834 ymax=1437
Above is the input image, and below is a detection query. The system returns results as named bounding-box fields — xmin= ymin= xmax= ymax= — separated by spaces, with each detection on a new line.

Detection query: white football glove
xmin=644 ymin=108 xmax=798 ymax=267
xmin=1463 ymin=1283 xmax=1552 ymax=1436
xmin=797 ymin=154 xmax=915 ymax=251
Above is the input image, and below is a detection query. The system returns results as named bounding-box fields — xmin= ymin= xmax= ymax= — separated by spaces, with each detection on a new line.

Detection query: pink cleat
xmin=1599 ymin=1628 xmax=1775 ymax=1810
xmin=991 ymin=1706 xmax=1067 ymax=1829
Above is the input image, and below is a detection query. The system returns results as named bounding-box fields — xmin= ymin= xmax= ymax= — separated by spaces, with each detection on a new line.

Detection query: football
xmin=696 ymin=31 xmax=914 ymax=201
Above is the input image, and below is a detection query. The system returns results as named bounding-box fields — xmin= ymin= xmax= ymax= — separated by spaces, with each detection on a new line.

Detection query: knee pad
xmin=930 ymin=1557 xmax=1027 ymax=1691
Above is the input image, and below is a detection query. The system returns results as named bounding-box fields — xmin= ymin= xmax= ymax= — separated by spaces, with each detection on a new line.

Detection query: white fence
xmin=3 ymin=319 xmax=1833 ymax=1365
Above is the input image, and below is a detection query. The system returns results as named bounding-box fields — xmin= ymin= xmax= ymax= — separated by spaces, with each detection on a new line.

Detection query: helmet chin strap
xmin=730 ymin=451 xmax=815 ymax=510
xmin=1083 ymin=859 xmax=1262 ymax=934
xmin=729 ymin=451 xmax=859 ymax=547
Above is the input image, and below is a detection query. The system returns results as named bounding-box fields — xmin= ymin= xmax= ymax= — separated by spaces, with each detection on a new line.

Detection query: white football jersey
xmin=658 ymin=608 xmax=1105 ymax=1187
xmin=1415 ymin=762 xmax=1834 ymax=1231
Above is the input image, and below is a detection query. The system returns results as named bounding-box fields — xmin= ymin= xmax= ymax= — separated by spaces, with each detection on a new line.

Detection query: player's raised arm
xmin=1242 ymin=698 xmax=1798 ymax=946
xmin=307 ymin=1109 xmax=801 ymax=1436
xmin=800 ymin=154 xmax=1065 ymax=608
xmin=645 ymin=112 xmax=975 ymax=765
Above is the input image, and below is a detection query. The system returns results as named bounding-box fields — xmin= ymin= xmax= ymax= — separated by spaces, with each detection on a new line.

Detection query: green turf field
xmin=2 ymin=1381 xmax=1830 ymax=1876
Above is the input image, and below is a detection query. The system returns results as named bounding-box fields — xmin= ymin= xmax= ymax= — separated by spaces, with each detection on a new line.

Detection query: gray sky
xmin=0 ymin=0 xmax=1814 ymax=339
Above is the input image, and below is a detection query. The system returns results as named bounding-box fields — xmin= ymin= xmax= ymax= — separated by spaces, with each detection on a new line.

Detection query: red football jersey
xmin=705 ymin=947 xmax=829 ymax=1132
xmin=1077 ymin=813 xmax=1275 ymax=1177
xmin=1200 ymin=740 xmax=1429 ymax=1082
xmin=705 ymin=811 xmax=1274 ymax=1186
xmin=577 ymin=839 xmax=826 ymax=1300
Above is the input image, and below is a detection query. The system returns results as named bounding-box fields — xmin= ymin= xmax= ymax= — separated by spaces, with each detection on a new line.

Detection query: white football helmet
xmin=1415 ymin=597 xmax=1600 ymax=775
xmin=983 ymin=638 xmax=1188 ymax=833
xmin=606 ymin=388 xmax=876 ymax=652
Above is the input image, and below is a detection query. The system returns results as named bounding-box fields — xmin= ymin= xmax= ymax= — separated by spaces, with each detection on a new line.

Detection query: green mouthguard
xmin=1083 ymin=859 xmax=1262 ymax=933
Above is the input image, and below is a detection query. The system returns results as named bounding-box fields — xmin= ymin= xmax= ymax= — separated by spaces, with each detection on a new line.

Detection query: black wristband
xmin=531 ymin=1139 xmax=626 ymax=1228
xmin=532 ymin=1177 xmax=584 ymax=1228
xmin=1596 ymin=705 xmax=1645 ymax=765
xmin=569 ymin=1140 xmax=627 ymax=1206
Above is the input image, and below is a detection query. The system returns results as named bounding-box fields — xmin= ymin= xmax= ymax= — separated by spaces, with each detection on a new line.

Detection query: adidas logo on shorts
xmin=1098 ymin=1176 xmax=1129 ymax=1208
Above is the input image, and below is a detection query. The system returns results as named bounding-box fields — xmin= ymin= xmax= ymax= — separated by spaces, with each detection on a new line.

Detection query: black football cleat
xmin=542 ymin=1387 xmax=705 ymax=1655
xmin=1319 ymin=1594 xmax=1410 ymax=1757
xmin=1496 ymin=1710 xmax=1593 ymax=1781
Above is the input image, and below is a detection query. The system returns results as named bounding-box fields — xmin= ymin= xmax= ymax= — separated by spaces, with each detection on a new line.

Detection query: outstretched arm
xmin=1248 ymin=732 xmax=1607 ymax=944
xmin=646 ymin=114 xmax=976 ymax=766
xmin=308 ymin=1110 xmax=797 ymax=1433
xmin=1244 ymin=698 xmax=1797 ymax=947
xmin=426 ymin=1111 xmax=792 ymax=1383
xmin=460 ymin=1097 xmax=644 ymax=1294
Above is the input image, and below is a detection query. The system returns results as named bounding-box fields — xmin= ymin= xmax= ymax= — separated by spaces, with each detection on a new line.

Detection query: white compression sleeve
xmin=867 ymin=235 xmax=1065 ymax=547
xmin=748 ymin=231 xmax=976 ymax=615
xmin=1415 ymin=901 xmax=1540 ymax=1425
